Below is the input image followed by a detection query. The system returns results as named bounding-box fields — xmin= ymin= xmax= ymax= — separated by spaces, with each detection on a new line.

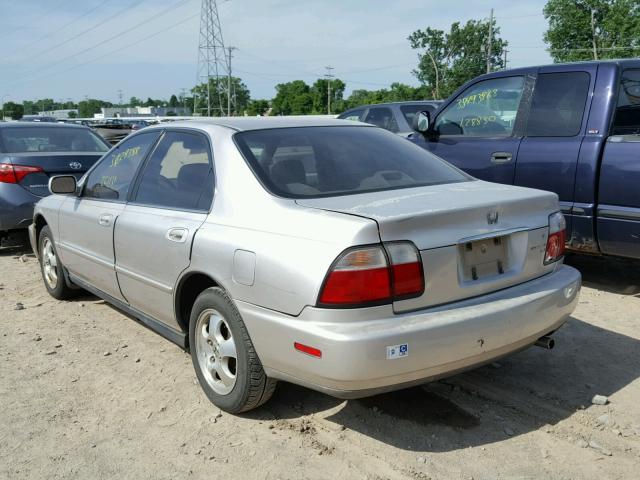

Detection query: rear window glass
xmin=0 ymin=127 xmax=109 ymax=153
xmin=612 ymin=69 xmax=640 ymax=135
xmin=234 ymin=126 xmax=471 ymax=199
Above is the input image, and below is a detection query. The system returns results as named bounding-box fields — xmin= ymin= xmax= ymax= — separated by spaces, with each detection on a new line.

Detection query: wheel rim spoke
xmin=218 ymin=337 xmax=236 ymax=360
xmin=217 ymin=361 xmax=236 ymax=387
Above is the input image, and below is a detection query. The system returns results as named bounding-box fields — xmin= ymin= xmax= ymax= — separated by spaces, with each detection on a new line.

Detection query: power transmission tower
xmin=196 ymin=0 xmax=229 ymax=116
xmin=227 ymin=46 xmax=236 ymax=116
xmin=325 ymin=66 xmax=334 ymax=115
xmin=117 ymin=89 xmax=123 ymax=106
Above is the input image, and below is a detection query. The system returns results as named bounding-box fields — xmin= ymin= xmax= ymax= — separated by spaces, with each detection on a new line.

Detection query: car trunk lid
xmin=296 ymin=180 xmax=559 ymax=311
xmin=3 ymin=152 xmax=103 ymax=197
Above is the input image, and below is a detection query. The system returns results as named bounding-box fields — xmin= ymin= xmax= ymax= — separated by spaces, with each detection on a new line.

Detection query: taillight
xmin=544 ymin=212 xmax=566 ymax=265
xmin=318 ymin=242 xmax=424 ymax=308
xmin=0 ymin=164 xmax=44 ymax=184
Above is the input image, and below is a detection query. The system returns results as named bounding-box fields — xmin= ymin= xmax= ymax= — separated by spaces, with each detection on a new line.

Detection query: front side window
xmin=612 ymin=69 xmax=640 ymax=135
xmin=84 ymin=131 xmax=160 ymax=201
xmin=435 ymin=76 xmax=525 ymax=137
xmin=234 ymin=126 xmax=471 ymax=199
xmin=526 ymin=72 xmax=590 ymax=137
xmin=364 ymin=107 xmax=399 ymax=133
xmin=339 ymin=109 xmax=365 ymax=121
xmin=0 ymin=127 xmax=109 ymax=153
xmin=133 ymin=131 xmax=213 ymax=211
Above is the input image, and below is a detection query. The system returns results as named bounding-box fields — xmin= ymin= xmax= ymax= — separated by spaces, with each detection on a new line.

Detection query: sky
xmin=0 ymin=0 xmax=553 ymax=104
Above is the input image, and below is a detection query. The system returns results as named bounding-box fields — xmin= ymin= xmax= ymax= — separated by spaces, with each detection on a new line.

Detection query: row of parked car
xmin=1 ymin=59 xmax=637 ymax=413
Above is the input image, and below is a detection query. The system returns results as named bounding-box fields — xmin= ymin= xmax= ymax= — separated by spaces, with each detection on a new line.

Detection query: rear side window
xmin=84 ymin=132 xmax=160 ymax=201
xmin=133 ymin=131 xmax=213 ymax=211
xmin=612 ymin=69 xmax=640 ymax=135
xmin=234 ymin=126 xmax=470 ymax=199
xmin=364 ymin=107 xmax=399 ymax=133
xmin=0 ymin=127 xmax=108 ymax=153
xmin=526 ymin=72 xmax=591 ymax=137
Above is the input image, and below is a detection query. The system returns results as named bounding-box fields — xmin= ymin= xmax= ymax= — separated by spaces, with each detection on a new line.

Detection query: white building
xmin=37 ymin=109 xmax=79 ymax=119
xmin=95 ymin=106 xmax=191 ymax=119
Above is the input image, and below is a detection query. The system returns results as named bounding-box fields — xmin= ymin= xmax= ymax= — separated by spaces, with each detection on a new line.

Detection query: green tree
xmin=544 ymin=0 xmax=640 ymax=62
xmin=168 ymin=94 xmax=179 ymax=108
xmin=270 ymin=80 xmax=313 ymax=115
xmin=78 ymin=99 xmax=112 ymax=118
xmin=246 ymin=99 xmax=270 ymax=116
xmin=192 ymin=77 xmax=250 ymax=116
xmin=311 ymin=78 xmax=346 ymax=114
xmin=2 ymin=101 xmax=24 ymax=119
xmin=67 ymin=111 xmax=78 ymax=118
xmin=129 ymin=96 xmax=142 ymax=107
xmin=343 ymin=83 xmax=428 ymax=111
xmin=409 ymin=18 xmax=507 ymax=99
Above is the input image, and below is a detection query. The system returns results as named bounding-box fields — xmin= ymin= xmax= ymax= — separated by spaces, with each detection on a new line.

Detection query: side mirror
xmin=49 ymin=175 xmax=77 ymax=195
xmin=412 ymin=110 xmax=431 ymax=133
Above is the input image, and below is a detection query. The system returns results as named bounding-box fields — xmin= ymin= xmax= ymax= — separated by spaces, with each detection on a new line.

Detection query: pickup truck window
xmin=612 ymin=69 xmax=640 ymax=135
xmin=526 ymin=72 xmax=590 ymax=137
xmin=435 ymin=76 xmax=524 ymax=137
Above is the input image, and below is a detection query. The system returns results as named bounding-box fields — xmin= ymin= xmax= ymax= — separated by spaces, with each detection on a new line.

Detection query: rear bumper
xmin=238 ymin=265 xmax=581 ymax=398
xmin=0 ymin=183 xmax=40 ymax=233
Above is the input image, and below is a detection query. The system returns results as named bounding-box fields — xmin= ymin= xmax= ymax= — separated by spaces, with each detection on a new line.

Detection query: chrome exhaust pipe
xmin=535 ymin=336 xmax=555 ymax=350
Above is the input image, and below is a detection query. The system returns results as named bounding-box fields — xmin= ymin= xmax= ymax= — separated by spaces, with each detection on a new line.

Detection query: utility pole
xmin=227 ymin=46 xmax=236 ymax=116
xmin=503 ymin=49 xmax=508 ymax=69
xmin=590 ymin=9 xmax=598 ymax=60
xmin=486 ymin=8 xmax=494 ymax=74
xmin=325 ymin=66 xmax=334 ymax=115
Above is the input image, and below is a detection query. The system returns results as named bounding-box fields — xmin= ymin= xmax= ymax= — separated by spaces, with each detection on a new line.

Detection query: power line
xmin=1 ymin=0 xmax=194 ymax=89
xmin=0 ymin=12 xmax=200 ymax=91
xmin=0 ymin=0 xmax=71 ymax=40
xmin=0 ymin=0 xmax=110 ymax=62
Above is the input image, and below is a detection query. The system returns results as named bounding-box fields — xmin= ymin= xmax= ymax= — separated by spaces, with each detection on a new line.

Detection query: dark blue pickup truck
xmin=409 ymin=59 xmax=640 ymax=260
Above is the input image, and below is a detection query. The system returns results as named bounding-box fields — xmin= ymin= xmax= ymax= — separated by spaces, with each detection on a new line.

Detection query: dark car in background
xmin=0 ymin=122 xmax=110 ymax=243
xmin=338 ymin=100 xmax=442 ymax=137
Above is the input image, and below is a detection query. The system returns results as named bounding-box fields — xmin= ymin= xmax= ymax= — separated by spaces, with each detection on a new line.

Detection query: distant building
xmin=37 ymin=109 xmax=79 ymax=119
xmin=95 ymin=106 xmax=191 ymax=119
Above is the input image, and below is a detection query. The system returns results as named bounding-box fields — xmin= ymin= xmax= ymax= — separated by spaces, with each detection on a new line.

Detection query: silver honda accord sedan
xmin=29 ymin=118 xmax=581 ymax=413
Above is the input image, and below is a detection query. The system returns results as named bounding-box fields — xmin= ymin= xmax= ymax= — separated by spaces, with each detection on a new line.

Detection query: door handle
xmin=166 ymin=227 xmax=188 ymax=243
xmin=490 ymin=151 xmax=513 ymax=164
xmin=98 ymin=213 xmax=113 ymax=226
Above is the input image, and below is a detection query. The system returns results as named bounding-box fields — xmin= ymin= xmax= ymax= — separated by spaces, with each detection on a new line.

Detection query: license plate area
xmin=459 ymin=235 xmax=508 ymax=281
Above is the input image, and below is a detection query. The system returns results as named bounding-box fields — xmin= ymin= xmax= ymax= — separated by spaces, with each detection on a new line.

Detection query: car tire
xmin=39 ymin=225 xmax=75 ymax=300
xmin=189 ymin=287 xmax=276 ymax=413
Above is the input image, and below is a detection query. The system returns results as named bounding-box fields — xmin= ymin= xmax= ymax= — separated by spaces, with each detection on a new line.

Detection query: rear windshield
xmin=0 ymin=127 xmax=109 ymax=153
xmin=234 ymin=126 xmax=471 ymax=198
xmin=612 ymin=69 xmax=640 ymax=135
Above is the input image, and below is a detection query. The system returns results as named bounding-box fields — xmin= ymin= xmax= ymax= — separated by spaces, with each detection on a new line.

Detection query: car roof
xmin=0 ymin=121 xmax=89 ymax=130
xmin=344 ymin=100 xmax=442 ymax=110
xmin=143 ymin=117 xmax=369 ymax=132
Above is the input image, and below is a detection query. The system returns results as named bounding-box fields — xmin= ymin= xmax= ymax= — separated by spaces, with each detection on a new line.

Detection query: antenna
xmin=195 ymin=0 xmax=229 ymax=116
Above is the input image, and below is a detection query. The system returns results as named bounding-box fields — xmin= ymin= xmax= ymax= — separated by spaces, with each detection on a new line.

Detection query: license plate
xmin=460 ymin=236 xmax=507 ymax=281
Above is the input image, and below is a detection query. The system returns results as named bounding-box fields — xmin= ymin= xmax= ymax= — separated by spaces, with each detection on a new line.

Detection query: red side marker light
xmin=294 ymin=342 xmax=322 ymax=358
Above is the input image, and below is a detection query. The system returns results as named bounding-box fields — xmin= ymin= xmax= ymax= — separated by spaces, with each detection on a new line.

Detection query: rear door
xmin=57 ymin=131 xmax=161 ymax=301
xmin=114 ymin=130 xmax=214 ymax=328
xmin=597 ymin=68 xmax=640 ymax=258
xmin=515 ymin=65 xmax=596 ymax=242
xmin=416 ymin=74 xmax=529 ymax=184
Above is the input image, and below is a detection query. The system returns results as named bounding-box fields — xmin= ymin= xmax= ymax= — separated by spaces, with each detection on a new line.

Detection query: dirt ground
xmin=1 ymin=244 xmax=639 ymax=480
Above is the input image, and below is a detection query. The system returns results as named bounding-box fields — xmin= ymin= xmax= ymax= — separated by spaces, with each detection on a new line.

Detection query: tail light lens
xmin=318 ymin=242 xmax=424 ymax=308
xmin=0 ymin=164 xmax=44 ymax=184
xmin=544 ymin=212 xmax=566 ymax=265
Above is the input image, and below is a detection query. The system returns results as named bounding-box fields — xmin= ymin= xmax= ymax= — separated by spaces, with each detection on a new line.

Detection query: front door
xmin=114 ymin=130 xmax=214 ymax=328
xmin=415 ymin=75 xmax=529 ymax=184
xmin=57 ymin=131 xmax=161 ymax=301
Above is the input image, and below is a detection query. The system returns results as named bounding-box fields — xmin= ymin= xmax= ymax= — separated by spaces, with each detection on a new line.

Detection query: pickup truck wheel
xmin=38 ymin=226 xmax=74 ymax=300
xmin=189 ymin=287 xmax=276 ymax=413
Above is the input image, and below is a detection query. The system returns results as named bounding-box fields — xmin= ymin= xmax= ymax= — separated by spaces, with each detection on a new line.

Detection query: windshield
xmin=234 ymin=126 xmax=471 ymax=199
xmin=0 ymin=127 xmax=110 ymax=153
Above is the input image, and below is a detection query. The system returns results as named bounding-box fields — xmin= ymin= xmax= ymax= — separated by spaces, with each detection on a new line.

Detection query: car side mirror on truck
xmin=412 ymin=110 xmax=431 ymax=134
xmin=49 ymin=175 xmax=77 ymax=195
